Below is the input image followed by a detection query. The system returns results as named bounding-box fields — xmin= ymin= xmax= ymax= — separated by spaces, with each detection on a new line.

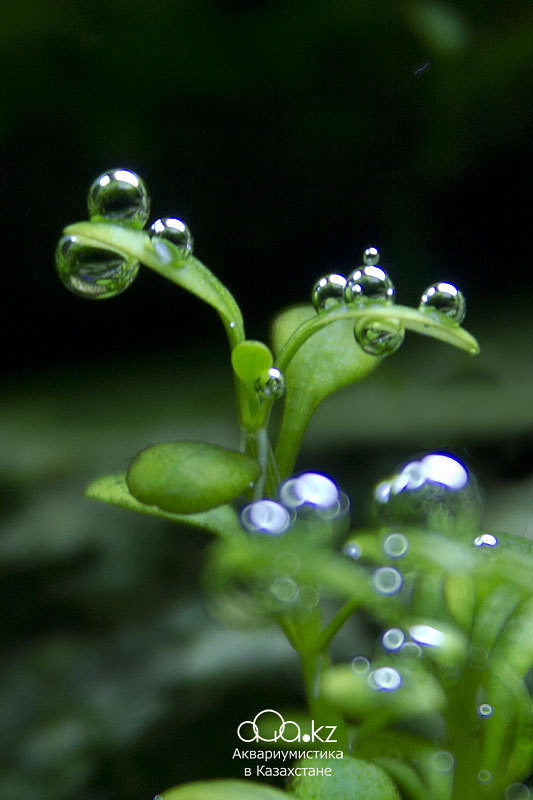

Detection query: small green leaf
xmin=127 ymin=441 xmax=261 ymax=513
xmin=84 ymin=474 xmax=240 ymax=537
xmin=64 ymin=221 xmax=244 ymax=346
xmin=291 ymin=756 xmax=401 ymax=800
xmin=444 ymin=572 xmax=475 ymax=630
xmin=231 ymin=340 xmax=274 ymax=384
xmin=159 ymin=779 xmax=287 ymax=799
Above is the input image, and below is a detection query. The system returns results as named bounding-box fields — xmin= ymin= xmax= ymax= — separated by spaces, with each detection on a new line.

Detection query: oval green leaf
xmin=231 ymin=340 xmax=274 ymax=384
xmin=127 ymin=442 xmax=261 ymax=513
xmin=291 ymin=756 xmax=400 ymax=800
xmin=159 ymin=779 xmax=287 ymax=800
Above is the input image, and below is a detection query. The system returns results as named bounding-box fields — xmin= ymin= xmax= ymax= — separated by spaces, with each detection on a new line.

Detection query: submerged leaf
xmin=85 ymin=474 xmax=240 ymax=537
xmin=158 ymin=779 xmax=287 ymax=799
xmin=127 ymin=441 xmax=261 ymax=513
xmin=291 ymin=756 xmax=401 ymax=800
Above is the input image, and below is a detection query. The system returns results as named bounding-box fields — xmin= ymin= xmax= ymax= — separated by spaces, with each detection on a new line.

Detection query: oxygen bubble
xmin=149 ymin=217 xmax=193 ymax=257
xmin=372 ymin=566 xmax=403 ymax=595
xmin=270 ymin=576 xmax=299 ymax=604
xmin=87 ymin=168 xmax=150 ymax=227
xmin=273 ymin=551 xmax=300 ymax=576
xmin=381 ymin=628 xmax=405 ymax=651
xmin=383 ymin=533 xmax=409 ymax=558
xmin=351 ymin=656 xmax=371 ymax=674
xmin=240 ymin=500 xmax=292 ymax=535
xmin=55 ymin=235 xmax=139 ymax=299
xmin=298 ymin=585 xmax=320 ymax=609
xmin=478 ymin=770 xmax=492 ymax=784
xmin=363 ymin=246 xmax=380 ymax=265
xmin=255 ymin=367 xmax=286 ymax=399
xmin=369 ymin=666 xmax=402 ymax=692
xmin=343 ymin=542 xmax=361 ymax=560
xmin=410 ymin=624 xmax=446 ymax=648
xmin=432 ymin=751 xmax=455 ymax=773
xmin=419 ymin=282 xmax=466 ymax=324
xmin=372 ymin=452 xmax=482 ymax=535
xmin=312 ymin=273 xmax=347 ymax=311
xmin=354 ymin=316 xmax=405 ymax=356
xmin=345 ymin=265 xmax=394 ymax=305
xmin=505 ymin=785 xmax=531 ymax=800
xmin=478 ymin=703 xmax=494 ymax=718
xmin=474 ymin=533 xmax=498 ymax=548
xmin=279 ymin=473 xmax=340 ymax=510
xmin=400 ymin=642 xmax=422 ymax=658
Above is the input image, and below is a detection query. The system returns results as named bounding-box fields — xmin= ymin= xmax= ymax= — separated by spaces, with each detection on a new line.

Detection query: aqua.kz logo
xmin=237 ymin=709 xmax=337 ymax=744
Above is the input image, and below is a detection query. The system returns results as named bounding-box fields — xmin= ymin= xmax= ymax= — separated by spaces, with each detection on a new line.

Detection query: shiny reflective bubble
xmin=312 ymin=273 xmax=347 ymax=311
xmin=255 ymin=367 xmax=286 ymax=399
xmin=354 ymin=316 xmax=405 ymax=356
xmin=240 ymin=500 xmax=292 ymax=535
xmin=478 ymin=703 xmax=494 ymax=718
xmin=474 ymin=533 xmax=498 ymax=548
xmin=400 ymin=642 xmax=422 ymax=658
xmin=369 ymin=666 xmax=402 ymax=692
xmin=150 ymin=217 xmax=193 ymax=257
xmin=383 ymin=533 xmax=409 ymax=559
xmin=381 ymin=628 xmax=405 ymax=651
xmin=432 ymin=751 xmax=455 ymax=773
xmin=56 ymin=235 xmax=139 ymax=299
xmin=419 ymin=282 xmax=466 ymax=324
xmin=505 ymin=785 xmax=531 ymax=800
xmin=363 ymin=246 xmax=380 ymax=265
xmin=345 ymin=265 xmax=395 ymax=305
xmin=409 ymin=624 xmax=446 ymax=648
xmin=279 ymin=473 xmax=340 ymax=510
xmin=478 ymin=770 xmax=492 ymax=784
xmin=270 ymin=576 xmax=299 ymax=604
xmin=372 ymin=566 xmax=403 ymax=595
xmin=343 ymin=542 xmax=361 ymax=560
xmin=88 ymin=168 xmax=150 ymax=227
xmin=351 ymin=656 xmax=371 ymax=674
xmin=373 ymin=452 xmax=482 ymax=534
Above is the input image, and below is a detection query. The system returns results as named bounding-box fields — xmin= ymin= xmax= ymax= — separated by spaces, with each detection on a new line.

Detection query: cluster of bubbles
xmin=372 ymin=452 xmax=483 ymax=535
xmin=240 ymin=472 xmax=349 ymax=537
xmin=310 ymin=246 xmax=466 ymax=357
xmin=56 ymin=168 xmax=193 ymax=299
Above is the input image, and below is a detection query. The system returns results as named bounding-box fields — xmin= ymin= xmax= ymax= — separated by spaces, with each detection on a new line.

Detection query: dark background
xmin=1 ymin=2 xmax=532 ymax=799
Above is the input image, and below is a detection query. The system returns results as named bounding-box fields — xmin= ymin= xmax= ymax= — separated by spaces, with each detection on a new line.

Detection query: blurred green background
xmin=1 ymin=1 xmax=532 ymax=798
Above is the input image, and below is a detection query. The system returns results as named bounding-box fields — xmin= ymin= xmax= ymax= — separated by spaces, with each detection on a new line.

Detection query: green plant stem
xmin=316 ymin=599 xmax=360 ymax=653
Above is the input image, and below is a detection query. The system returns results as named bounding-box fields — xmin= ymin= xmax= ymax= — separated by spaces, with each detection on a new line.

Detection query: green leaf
xmin=321 ymin=662 xmax=446 ymax=724
xmin=84 ymin=473 xmax=240 ymax=537
xmin=127 ymin=441 xmax=261 ymax=513
xmin=158 ymin=779 xmax=287 ymax=799
xmin=291 ymin=756 xmax=401 ymax=800
xmin=231 ymin=340 xmax=274 ymax=384
xmin=64 ymin=221 xmax=244 ymax=346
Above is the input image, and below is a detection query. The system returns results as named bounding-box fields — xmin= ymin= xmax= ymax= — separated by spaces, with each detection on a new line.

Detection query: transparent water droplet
xmin=400 ymin=641 xmax=422 ymax=658
xmin=505 ymin=784 xmax=531 ymax=800
xmin=55 ymin=235 xmax=139 ymax=299
xmin=87 ymin=168 xmax=150 ymax=227
xmin=255 ymin=367 xmax=286 ymax=399
xmin=351 ymin=656 xmax=371 ymax=674
xmin=419 ymin=282 xmax=466 ymax=324
xmin=410 ymin=624 xmax=447 ymax=648
xmin=149 ymin=217 xmax=193 ymax=258
xmin=478 ymin=703 xmax=494 ymax=718
xmin=354 ymin=317 xmax=405 ymax=356
xmin=383 ymin=533 xmax=409 ymax=558
xmin=345 ymin=265 xmax=394 ymax=305
xmin=270 ymin=576 xmax=299 ymax=604
xmin=312 ymin=273 xmax=347 ymax=311
xmin=373 ymin=452 xmax=482 ymax=535
xmin=343 ymin=542 xmax=361 ymax=560
xmin=240 ymin=500 xmax=292 ymax=535
xmin=369 ymin=666 xmax=402 ymax=692
xmin=474 ymin=533 xmax=498 ymax=548
xmin=279 ymin=473 xmax=340 ymax=510
xmin=478 ymin=770 xmax=492 ymax=784
xmin=381 ymin=628 xmax=405 ymax=651
xmin=372 ymin=566 xmax=403 ymax=595
xmin=432 ymin=751 xmax=455 ymax=773
xmin=363 ymin=246 xmax=380 ymax=265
